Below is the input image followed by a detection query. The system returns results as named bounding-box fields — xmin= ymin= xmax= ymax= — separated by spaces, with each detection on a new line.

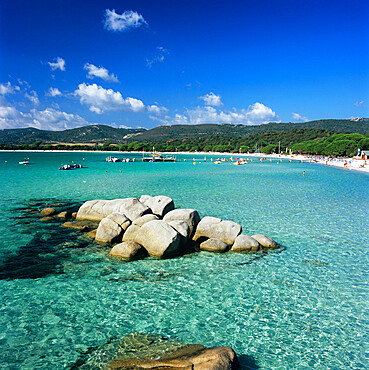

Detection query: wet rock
xmin=95 ymin=218 xmax=123 ymax=243
xmin=62 ymin=221 xmax=91 ymax=231
xmin=200 ymin=238 xmax=229 ymax=252
xmin=72 ymin=332 xmax=238 ymax=370
xmin=40 ymin=216 xmax=55 ymax=222
xmin=231 ymin=235 xmax=260 ymax=252
xmin=86 ymin=229 xmax=97 ymax=239
xmin=141 ymin=195 xmax=175 ymax=217
xmin=56 ymin=211 xmax=70 ymax=219
xmin=110 ymin=344 xmax=237 ymax=369
xmin=193 ymin=216 xmax=241 ymax=245
xmin=71 ymin=212 xmax=77 ymax=219
xmin=109 ymin=241 xmax=146 ymax=259
xmin=163 ymin=209 xmax=200 ymax=238
xmin=251 ymin=234 xmax=278 ymax=248
xmin=40 ymin=207 xmax=56 ymax=216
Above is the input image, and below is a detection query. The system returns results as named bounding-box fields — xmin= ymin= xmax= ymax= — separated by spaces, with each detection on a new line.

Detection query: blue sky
xmin=0 ymin=0 xmax=368 ymax=131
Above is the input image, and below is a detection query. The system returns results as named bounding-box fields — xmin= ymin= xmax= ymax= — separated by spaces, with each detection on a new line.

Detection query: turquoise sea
xmin=0 ymin=151 xmax=368 ymax=369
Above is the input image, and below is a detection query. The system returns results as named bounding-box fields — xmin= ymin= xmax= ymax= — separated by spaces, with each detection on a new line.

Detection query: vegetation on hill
xmin=0 ymin=119 xmax=368 ymax=146
xmin=0 ymin=125 xmax=145 ymax=145
xmin=1 ymin=129 xmax=368 ymax=157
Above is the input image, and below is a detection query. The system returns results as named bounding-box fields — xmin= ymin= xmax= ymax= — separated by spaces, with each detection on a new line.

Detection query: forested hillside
xmin=0 ymin=119 xmax=368 ymax=145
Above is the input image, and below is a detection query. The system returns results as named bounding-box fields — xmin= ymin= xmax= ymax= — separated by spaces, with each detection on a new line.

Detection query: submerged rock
xmin=40 ymin=207 xmax=56 ymax=216
xmin=72 ymin=332 xmax=238 ymax=370
xmin=40 ymin=216 xmax=55 ymax=222
xmin=56 ymin=211 xmax=70 ymax=219
xmin=62 ymin=221 xmax=91 ymax=231
xmin=86 ymin=229 xmax=97 ymax=239
xmin=110 ymin=344 xmax=237 ymax=369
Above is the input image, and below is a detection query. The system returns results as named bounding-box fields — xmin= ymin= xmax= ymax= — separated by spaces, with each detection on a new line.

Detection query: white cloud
xmin=147 ymin=104 xmax=168 ymax=115
xmin=150 ymin=102 xmax=279 ymax=126
xmin=0 ymin=82 xmax=19 ymax=95
xmin=0 ymin=104 xmax=17 ymax=118
xmin=84 ymin=63 xmax=118 ymax=82
xmin=104 ymin=9 xmax=147 ymax=32
xmin=74 ymin=83 xmax=145 ymax=114
xmin=292 ymin=112 xmax=309 ymax=122
xmin=199 ymin=92 xmax=222 ymax=107
xmin=146 ymin=47 xmax=169 ymax=67
xmin=0 ymin=100 xmax=95 ymax=130
xmin=24 ymin=90 xmax=40 ymax=105
xmin=47 ymin=87 xmax=62 ymax=97
xmin=354 ymin=101 xmax=365 ymax=107
xmin=48 ymin=57 xmax=66 ymax=71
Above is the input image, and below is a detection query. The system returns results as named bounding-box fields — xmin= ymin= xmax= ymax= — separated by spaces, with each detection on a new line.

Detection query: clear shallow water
xmin=0 ymin=151 xmax=368 ymax=369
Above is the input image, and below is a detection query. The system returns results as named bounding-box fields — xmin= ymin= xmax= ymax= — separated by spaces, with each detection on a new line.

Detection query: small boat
xmin=70 ymin=164 xmax=82 ymax=168
xmin=214 ymin=160 xmax=222 ymax=164
xmin=19 ymin=160 xmax=30 ymax=165
xmin=106 ymin=156 xmax=120 ymax=162
xmin=59 ymin=164 xmax=71 ymax=170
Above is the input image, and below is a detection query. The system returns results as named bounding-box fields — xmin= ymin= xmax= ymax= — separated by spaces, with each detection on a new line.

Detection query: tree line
xmin=1 ymin=129 xmax=368 ymax=157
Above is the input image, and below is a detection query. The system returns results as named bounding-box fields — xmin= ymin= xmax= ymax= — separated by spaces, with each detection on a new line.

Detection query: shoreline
xmin=3 ymin=149 xmax=368 ymax=174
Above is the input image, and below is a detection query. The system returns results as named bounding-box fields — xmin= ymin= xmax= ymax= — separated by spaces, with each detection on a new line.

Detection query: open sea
xmin=0 ymin=151 xmax=368 ymax=369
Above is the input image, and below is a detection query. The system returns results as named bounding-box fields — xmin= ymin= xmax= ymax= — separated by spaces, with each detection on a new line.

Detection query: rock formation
xmin=63 ymin=195 xmax=279 ymax=261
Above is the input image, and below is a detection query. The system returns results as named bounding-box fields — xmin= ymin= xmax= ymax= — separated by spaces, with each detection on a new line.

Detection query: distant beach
xmin=6 ymin=149 xmax=369 ymax=174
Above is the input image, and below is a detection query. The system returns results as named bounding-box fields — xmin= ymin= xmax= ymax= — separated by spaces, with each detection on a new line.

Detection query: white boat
xmin=19 ymin=160 xmax=29 ymax=165
xmin=106 ymin=156 xmax=120 ymax=162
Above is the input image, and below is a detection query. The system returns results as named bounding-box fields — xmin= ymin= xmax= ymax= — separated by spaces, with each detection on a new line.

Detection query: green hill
xmin=0 ymin=125 xmax=145 ymax=145
xmin=0 ymin=119 xmax=368 ymax=145
xmin=132 ymin=119 xmax=369 ymax=142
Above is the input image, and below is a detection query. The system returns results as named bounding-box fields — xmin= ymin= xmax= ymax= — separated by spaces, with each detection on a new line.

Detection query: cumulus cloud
xmin=24 ymin=90 xmax=40 ymax=105
xmin=150 ymin=102 xmax=279 ymax=126
xmin=46 ymin=87 xmax=62 ymax=97
xmin=48 ymin=57 xmax=66 ymax=71
xmin=74 ymin=83 xmax=145 ymax=114
xmin=292 ymin=112 xmax=309 ymax=122
xmin=104 ymin=9 xmax=147 ymax=32
xmin=84 ymin=63 xmax=118 ymax=82
xmin=0 ymin=100 xmax=94 ymax=131
xmin=147 ymin=104 xmax=168 ymax=115
xmin=0 ymin=104 xmax=17 ymax=118
xmin=199 ymin=92 xmax=222 ymax=107
xmin=146 ymin=47 xmax=169 ymax=67
xmin=0 ymin=82 xmax=20 ymax=95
